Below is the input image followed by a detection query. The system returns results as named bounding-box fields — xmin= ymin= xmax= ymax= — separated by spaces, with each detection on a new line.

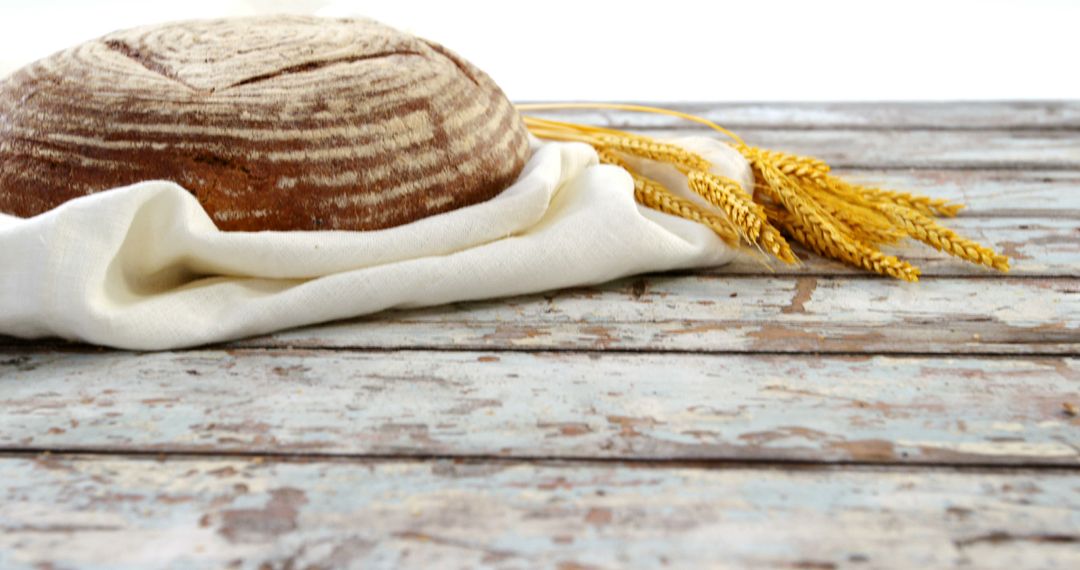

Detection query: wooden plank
xmin=229 ymin=276 xmax=1080 ymax=354
xmin=2 ymin=275 xmax=1074 ymax=353
xmin=641 ymin=128 xmax=1080 ymax=170
xmin=718 ymin=217 xmax=1078 ymax=277
xmin=1 ymin=454 xmax=1077 ymax=569
xmin=3 ymin=350 xmax=1077 ymax=464
xmin=717 ymin=217 xmax=1077 ymax=276
xmin=832 ymin=170 xmax=1080 ymax=218
xmin=522 ymin=101 xmax=1080 ymax=130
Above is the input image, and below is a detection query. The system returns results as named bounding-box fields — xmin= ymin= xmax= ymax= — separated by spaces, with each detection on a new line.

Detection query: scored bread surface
xmin=0 ymin=15 xmax=531 ymax=231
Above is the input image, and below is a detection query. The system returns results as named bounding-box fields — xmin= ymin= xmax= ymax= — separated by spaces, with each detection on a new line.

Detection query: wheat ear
xmin=598 ymin=149 xmax=739 ymax=245
xmin=877 ymin=203 xmax=1010 ymax=271
xmin=516 ymin=103 xmax=1009 ymax=280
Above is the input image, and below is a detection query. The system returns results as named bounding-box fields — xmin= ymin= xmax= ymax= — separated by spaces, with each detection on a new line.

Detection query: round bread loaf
xmin=0 ymin=16 xmax=531 ymax=231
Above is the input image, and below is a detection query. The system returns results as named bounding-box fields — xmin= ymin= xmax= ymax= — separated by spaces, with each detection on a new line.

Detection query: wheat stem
xmin=517 ymin=104 xmax=1008 ymax=280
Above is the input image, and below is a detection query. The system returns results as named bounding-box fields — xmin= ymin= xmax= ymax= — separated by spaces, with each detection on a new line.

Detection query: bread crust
xmin=0 ymin=15 xmax=531 ymax=231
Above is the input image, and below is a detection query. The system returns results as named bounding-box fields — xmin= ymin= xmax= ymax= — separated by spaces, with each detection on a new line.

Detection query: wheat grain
xmin=635 ymin=177 xmax=741 ymax=246
xmin=772 ymin=209 xmax=921 ymax=281
xmin=754 ymin=163 xmax=851 ymax=254
xmin=878 ymin=203 xmax=1010 ymax=271
xmin=804 ymin=182 xmax=905 ymax=245
xmin=734 ymin=143 xmax=830 ymax=180
xmin=597 ymin=135 xmax=712 ymax=172
xmin=597 ymin=149 xmax=740 ymax=245
xmin=755 ymin=161 xmax=922 ymax=280
xmin=759 ymin=223 xmax=798 ymax=264
xmin=826 ymin=178 xmax=964 ymax=217
xmin=685 ymin=170 xmax=768 ymax=242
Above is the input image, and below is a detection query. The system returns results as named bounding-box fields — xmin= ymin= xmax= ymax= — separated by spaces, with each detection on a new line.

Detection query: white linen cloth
xmin=0 ymin=136 xmax=749 ymax=350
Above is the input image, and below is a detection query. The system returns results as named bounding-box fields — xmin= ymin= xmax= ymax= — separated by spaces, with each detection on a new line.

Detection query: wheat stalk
xmin=596 ymin=138 xmax=772 ymax=248
xmin=877 ymin=203 xmax=1010 ymax=271
xmin=752 ymin=160 xmax=855 ymax=255
xmin=735 ymin=143 xmax=830 ymax=180
xmin=826 ymin=177 xmax=964 ymax=217
xmin=801 ymin=181 xmax=905 ymax=245
xmin=598 ymin=149 xmax=739 ymax=245
xmin=767 ymin=206 xmax=921 ymax=281
xmin=685 ymin=170 xmax=768 ymax=242
xmin=596 ymin=134 xmax=711 ymax=172
xmin=759 ymin=223 xmax=798 ymax=264
xmin=516 ymin=103 xmax=1010 ymax=281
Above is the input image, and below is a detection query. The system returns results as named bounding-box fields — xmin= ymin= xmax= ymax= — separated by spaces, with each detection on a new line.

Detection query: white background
xmin=0 ymin=0 xmax=1076 ymax=101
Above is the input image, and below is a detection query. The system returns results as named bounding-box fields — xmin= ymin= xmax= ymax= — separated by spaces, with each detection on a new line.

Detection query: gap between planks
xmin=2 ymin=345 xmax=1078 ymax=357
xmin=2 ymin=449 xmax=1079 ymax=472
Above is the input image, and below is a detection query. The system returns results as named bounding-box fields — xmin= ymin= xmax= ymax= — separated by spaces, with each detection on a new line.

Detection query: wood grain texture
xmin=2 ymin=350 xmax=1076 ymax=465
xmin=658 ymin=129 xmax=1080 ymax=170
xmin=523 ymin=101 xmax=1080 ymax=130
xmin=829 ymin=170 xmax=1080 ymax=218
xmin=1 ymin=455 xmax=1077 ymax=570
xmin=225 ymin=276 xmax=1080 ymax=354
xmin=718 ymin=217 xmax=1077 ymax=276
xmin=1 ymin=102 xmax=1076 ymax=568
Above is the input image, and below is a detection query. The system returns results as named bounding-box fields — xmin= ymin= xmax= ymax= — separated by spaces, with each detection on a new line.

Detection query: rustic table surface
xmin=1 ymin=102 xmax=1078 ymax=569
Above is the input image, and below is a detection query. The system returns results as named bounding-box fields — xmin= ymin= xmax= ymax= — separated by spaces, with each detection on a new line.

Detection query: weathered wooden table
xmin=1 ymin=102 xmax=1078 ymax=569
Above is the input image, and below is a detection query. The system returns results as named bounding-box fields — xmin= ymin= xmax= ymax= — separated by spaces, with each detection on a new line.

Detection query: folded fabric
xmin=0 ymin=136 xmax=749 ymax=350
